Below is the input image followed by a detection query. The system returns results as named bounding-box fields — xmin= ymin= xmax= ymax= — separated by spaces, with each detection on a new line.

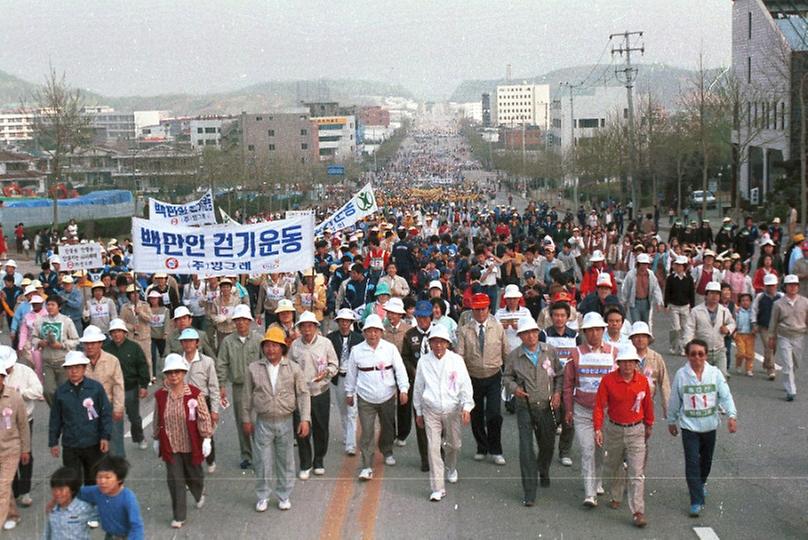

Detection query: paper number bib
xmin=683 ymin=384 xmax=717 ymax=418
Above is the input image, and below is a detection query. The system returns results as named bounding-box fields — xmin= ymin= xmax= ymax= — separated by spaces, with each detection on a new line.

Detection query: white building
xmin=0 ymin=110 xmax=36 ymax=144
xmin=495 ymin=83 xmax=550 ymax=129
xmin=731 ymin=0 xmax=801 ymax=203
xmin=311 ymin=115 xmax=357 ymax=162
xmin=449 ymin=101 xmax=483 ymax=123
xmin=548 ymin=85 xmax=629 ymax=154
xmin=190 ymin=118 xmax=224 ymax=150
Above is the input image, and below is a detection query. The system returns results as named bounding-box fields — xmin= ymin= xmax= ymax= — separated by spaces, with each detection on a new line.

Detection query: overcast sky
xmin=0 ymin=0 xmax=732 ymax=99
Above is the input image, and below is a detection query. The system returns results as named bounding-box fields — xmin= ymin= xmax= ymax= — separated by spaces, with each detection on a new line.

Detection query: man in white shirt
xmin=413 ymin=325 xmax=473 ymax=502
xmin=345 ymin=314 xmax=410 ymax=481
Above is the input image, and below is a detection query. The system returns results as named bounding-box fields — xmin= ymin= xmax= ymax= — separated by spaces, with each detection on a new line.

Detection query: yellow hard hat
xmin=261 ymin=327 xmax=287 ymax=348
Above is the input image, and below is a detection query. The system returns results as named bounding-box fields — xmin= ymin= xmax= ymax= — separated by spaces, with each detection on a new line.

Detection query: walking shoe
xmin=633 ymin=512 xmax=647 ymax=528
xmin=207 ymin=462 xmax=216 ymax=474
xmin=522 ymin=499 xmax=535 ymax=507
xmin=609 ymin=499 xmax=621 ymax=509
xmin=2 ymin=520 xmax=17 ymax=531
xmin=492 ymin=454 xmax=506 ymax=466
xmin=313 ymin=468 xmax=326 ymax=476
xmin=278 ymin=499 xmax=291 ymax=511
xmin=240 ymin=459 xmax=252 ymax=469
xmin=746 ymin=371 xmax=754 ymax=377
xmin=447 ymin=469 xmax=458 ymax=484
xmin=298 ymin=468 xmax=311 ymax=480
xmin=703 ymin=483 xmax=708 ymax=499
xmin=255 ymin=499 xmax=268 ymax=512
xmin=170 ymin=520 xmax=184 ymax=529
xmin=429 ymin=490 xmax=445 ymax=502
xmin=473 ymin=453 xmax=486 ymax=461
xmin=394 ymin=438 xmax=407 ymax=447
xmin=384 ymin=455 xmax=397 ymax=466
xmin=345 ymin=448 xmax=357 ymax=456
xmin=596 ymin=485 xmax=605 ymax=496
xmin=583 ymin=496 xmax=598 ymax=508
xmin=735 ymin=366 xmax=743 ymax=374
xmin=786 ymin=393 xmax=796 ymax=401
xmin=560 ymin=457 xmax=573 ymax=467
xmin=689 ymin=504 xmax=704 ymax=517
xmin=18 ymin=494 xmax=32 ymax=507
xmin=768 ymin=373 xmax=776 ymax=381
xmin=555 ymin=425 xmax=562 ymax=435
xmin=138 ymin=440 xmax=148 ymax=450
xmin=358 ymin=468 xmax=373 ymax=481
xmin=88 ymin=520 xmax=100 ymax=529
xmin=195 ymin=495 xmax=206 ymax=509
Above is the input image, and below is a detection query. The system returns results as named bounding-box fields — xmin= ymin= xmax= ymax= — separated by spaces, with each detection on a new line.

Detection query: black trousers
xmin=12 ymin=419 xmax=33 ymax=496
xmin=516 ymin=404 xmax=555 ymax=503
xmin=557 ymin=402 xmax=574 ymax=458
xmin=396 ymin=384 xmax=429 ymax=466
xmin=470 ymin=373 xmax=503 ymax=455
xmin=63 ymin=444 xmax=104 ymax=486
xmin=165 ymin=452 xmax=204 ymax=522
xmin=294 ymin=390 xmax=330 ymax=470
xmin=124 ymin=389 xmax=143 ymax=443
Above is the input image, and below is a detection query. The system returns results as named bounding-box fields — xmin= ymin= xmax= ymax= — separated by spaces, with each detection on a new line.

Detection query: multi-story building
xmin=358 ymin=106 xmax=390 ymax=128
xmin=731 ymin=0 xmax=805 ymax=203
xmin=84 ymin=106 xmax=137 ymax=141
xmin=548 ymin=85 xmax=629 ymax=153
xmin=0 ymin=149 xmax=46 ymax=193
xmin=495 ymin=83 xmax=551 ymax=129
xmin=482 ymin=93 xmax=492 ymax=127
xmin=222 ymin=110 xmax=319 ymax=167
xmin=311 ymin=115 xmax=357 ymax=162
xmin=190 ymin=117 xmax=226 ymax=150
xmin=0 ymin=110 xmax=36 ymax=145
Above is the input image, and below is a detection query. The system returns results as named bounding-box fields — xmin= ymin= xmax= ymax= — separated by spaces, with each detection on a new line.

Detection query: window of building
xmin=747 ymin=102 xmax=752 ymax=129
xmin=205 ymin=139 xmax=216 ymax=145
xmin=248 ymin=144 xmax=255 ymax=151
xmin=197 ymin=139 xmax=204 ymax=145
xmin=205 ymin=127 xmax=216 ymax=133
xmin=197 ymin=127 xmax=204 ymax=134
xmin=300 ymin=128 xmax=307 ymax=136
xmin=269 ymin=144 xmax=275 ymax=150
xmin=748 ymin=11 xmax=752 ymax=40
xmin=780 ymin=101 xmax=786 ymax=130
xmin=268 ymin=129 xmax=275 ymax=136
xmin=747 ymin=57 xmax=751 ymax=83
xmin=256 ymin=116 xmax=262 ymax=121
xmin=301 ymin=143 xmax=308 ymax=150
xmin=600 ymin=119 xmax=605 ymax=127
xmin=579 ymin=118 xmax=599 ymax=128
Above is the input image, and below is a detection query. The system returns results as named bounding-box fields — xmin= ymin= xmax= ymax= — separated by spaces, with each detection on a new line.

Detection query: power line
xmin=578 ymin=37 xmax=614 ymax=87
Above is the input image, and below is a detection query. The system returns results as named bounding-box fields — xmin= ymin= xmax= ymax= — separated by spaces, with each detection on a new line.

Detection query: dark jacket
xmin=326 ymin=329 xmax=363 ymax=386
xmin=49 ymin=377 xmax=112 ymax=448
xmin=577 ymin=292 xmax=621 ymax=317
xmin=103 ymin=338 xmax=150 ymax=391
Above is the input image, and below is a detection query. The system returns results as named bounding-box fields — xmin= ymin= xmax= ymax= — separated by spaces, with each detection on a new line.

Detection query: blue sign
xmin=327 ymin=165 xmax=345 ymax=176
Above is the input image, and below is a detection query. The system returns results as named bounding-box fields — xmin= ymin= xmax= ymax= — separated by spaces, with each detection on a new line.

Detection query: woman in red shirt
xmin=752 ymin=254 xmax=778 ymax=293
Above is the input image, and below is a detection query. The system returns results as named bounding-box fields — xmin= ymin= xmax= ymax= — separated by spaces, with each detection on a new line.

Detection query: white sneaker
xmin=195 ymin=495 xmax=206 ymax=509
xmin=492 ymin=454 xmax=506 ymax=466
xmin=345 ymin=448 xmax=357 ymax=456
xmin=735 ymin=366 xmax=744 ymax=374
xmin=429 ymin=490 xmax=445 ymax=501
xmin=207 ymin=462 xmax=216 ymax=474
xmin=170 ymin=520 xmax=184 ymax=529
xmin=88 ymin=520 xmax=100 ymax=529
xmin=358 ymin=468 xmax=373 ymax=480
xmin=560 ymin=457 xmax=573 ymax=467
xmin=313 ymin=468 xmax=325 ymax=476
xmin=555 ymin=425 xmax=562 ymax=435
xmin=384 ymin=455 xmax=396 ymax=466
xmin=596 ymin=485 xmax=605 ymax=495
xmin=255 ymin=499 xmax=268 ymax=512
xmin=447 ymin=469 xmax=458 ymax=484
xmin=583 ymin=496 xmax=598 ymax=507
xmin=18 ymin=494 xmax=32 ymax=507
xmin=298 ymin=468 xmax=311 ymax=480
xmin=394 ymin=438 xmax=407 ymax=447
xmin=278 ymin=499 xmax=291 ymax=511
xmin=138 ymin=440 xmax=148 ymax=450
xmin=2 ymin=520 xmax=17 ymax=531
xmin=473 ymin=453 xmax=486 ymax=461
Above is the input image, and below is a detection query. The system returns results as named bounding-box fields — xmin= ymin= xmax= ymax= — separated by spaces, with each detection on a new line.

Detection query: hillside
xmin=449 ymin=63 xmax=723 ymax=110
xmin=0 ymin=69 xmax=414 ymax=114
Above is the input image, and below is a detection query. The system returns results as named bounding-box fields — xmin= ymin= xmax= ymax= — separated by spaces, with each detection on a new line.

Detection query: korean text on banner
xmin=132 ymin=214 xmax=315 ymax=276
xmin=148 ymin=190 xmax=216 ymax=226
xmin=315 ymin=182 xmax=377 ymax=236
xmin=286 ymin=210 xmax=315 ymax=219
xmin=60 ymin=242 xmax=104 ymax=271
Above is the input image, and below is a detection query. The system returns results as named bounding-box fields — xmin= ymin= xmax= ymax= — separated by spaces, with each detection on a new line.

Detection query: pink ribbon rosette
xmin=541 ymin=358 xmax=555 ymax=378
xmin=82 ymin=398 xmax=99 ymax=421
xmin=317 ymin=356 xmax=327 ymax=376
xmin=2 ymin=407 xmax=12 ymax=429
xmin=448 ymin=371 xmax=458 ymax=392
xmin=377 ymin=361 xmax=386 ymax=381
xmin=187 ymin=399 xmax=198 ymax=421
xmin=632 ymin=391 xmax=646 ymax=413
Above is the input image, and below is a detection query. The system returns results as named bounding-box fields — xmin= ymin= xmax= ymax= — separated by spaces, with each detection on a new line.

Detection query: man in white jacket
xmin=413 ymin=324 xmax=473 ymax=502
xmin=620 ymin=253 xmax=663 ymax=332
xmin=683 ymin=282 xmax=736 ymax=377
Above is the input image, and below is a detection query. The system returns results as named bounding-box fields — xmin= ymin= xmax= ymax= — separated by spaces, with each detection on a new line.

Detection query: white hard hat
xmin=62 ymin=351 xmax=90 ymax=367
xmin=427 ymin=324 xmax=452 ymax=343
xmin=296 ymin=310 xmax=320 ymax=326
xmin=763 ymin=274 xmax=778 ymax=287
xmin=232 ymin=304 xmax=254 ymax=321
xmin=335 ymin=308 xmax=356 ymax=321
xmin=784 ymin=274 xmax=799 ymax=284
xmin=23 ymin=285 xmax=36 ymax=296
xmin=172 ymin=306 xmax=192 ymax=319
xmin=636 ymin=253 xmax=651 ymax=265
xmin=162 ymin=353 xmax=189 ymax=373
xmin=0 ymin=345 xmax=17 ymax=370
xmin=108 ymin=318 xmax=128 ymax=333
xmin=590 ymin=250 xmax=605 ymax=262
xmin=705 ymin=281 xmax=722 ymax=293
xmin=79 ymin=325 xmax=107 ymax=343
xmin=616 ymin=346 xmax=641 ymax=362
xmin=4 ymin=259 xmax=16 ymax=268
xmin=275 ymin=299 xmax=295 ymax=313
xmin=674 ymin=255 xmax=689 ymax=265
xmin=516 ymin=317 xmax=540 ymax=335
xmin=503 ymin=284 xmax=523 ymax=299
xmin=596 ymin=273 xmax=613 ymax=288
xmin=581 ymin=312 xmax=608 ymax=330
xmin=428 ymin=280 xmax=443 ymax=290
xmin=363 ymin=314 xmax=385 ymax=331
xmin=383 ymin=297 xmax=406 ymax=315
xmin=30 ymin=295 xmax=44 ymax=304
xmin=629 ymin=321 xmax=654 ymax=341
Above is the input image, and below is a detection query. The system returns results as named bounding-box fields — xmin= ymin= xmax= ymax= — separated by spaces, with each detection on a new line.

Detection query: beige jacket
xmin=242 ymin=357 xmax=311 ymax=422
xmin=683 ymin=303 xmax=736 ymax=352
xmin=638 ymin=348 xmax=671 ymax=415
xmin=769 ymin=294 xmax=808 ymax=340
xmin=455 ymin=315 xmax=508 ymax=379
xmin=0 ymin=386 xmax=30 ymax=455
xmin=86 ymin=351 xmax=125 ymax=415
xmin=288 ymin=335 xmax=338 ymax=397
xmin=121 ymin=300 xmax=152 ymax=343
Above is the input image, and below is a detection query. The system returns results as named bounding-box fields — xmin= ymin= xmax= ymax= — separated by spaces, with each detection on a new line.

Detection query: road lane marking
xmin=319 ymin=444 xmax=360 ymax=538
xmin=357 ymin=450 xmax=384 ymax=540
xmin=693 ymin=526 xmax=720 ymax=540
xmin=124 ymin=411 xmax=153 ymax=439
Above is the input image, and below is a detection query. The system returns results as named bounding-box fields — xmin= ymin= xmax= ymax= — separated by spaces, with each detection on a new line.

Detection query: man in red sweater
xmin=593 ymin=347 xmax=653 ymax=529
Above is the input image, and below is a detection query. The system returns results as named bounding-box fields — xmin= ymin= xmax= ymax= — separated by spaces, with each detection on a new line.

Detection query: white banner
xmin=132 ymin=214 xmax=314 ymax=276
xmin=315 ymin=182 xmax=377 ymax=236
xmin=286 ymin=210 xmax=315 ymax=219
xmin=148 ymin=190 xmax=216 ymax=226
xmin=219 ymin=207 xmax=239 ymax=225
xmin=60 ymin=242 xmax=104 ymax=271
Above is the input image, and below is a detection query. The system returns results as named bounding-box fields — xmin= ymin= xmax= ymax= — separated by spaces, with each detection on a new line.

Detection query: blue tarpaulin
xmin=2 ymin=190 xmax=133 ymax=208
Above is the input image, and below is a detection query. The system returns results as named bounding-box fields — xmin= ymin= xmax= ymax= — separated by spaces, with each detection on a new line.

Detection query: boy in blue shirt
xmin=44 ymin=467 xmax=96 ymax=540
xmin=78 ymin=456 xmax=145 ymax=540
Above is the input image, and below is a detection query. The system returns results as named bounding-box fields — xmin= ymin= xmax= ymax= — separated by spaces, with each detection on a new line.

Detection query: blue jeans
xmin=629 ymin=298 xmax=651 ymax=324
xmin=681 ymin=428 xmax=716 ymax=506
xmin=484 ymin=285 xmax=499 ymax=310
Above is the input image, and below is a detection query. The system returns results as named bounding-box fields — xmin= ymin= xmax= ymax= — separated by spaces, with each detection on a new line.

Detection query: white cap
xmin=636 ymin=253 xmax=651 ymax=265
xmin=30 ymin=295 xmax=44 ymax=304
xmin=109 ymin=318 xmax=128 ymax=333
xmin=275 ymin=299 xmax=295 ymax=313
xmin=49 ymin=255 xmax=62 ymax=265
xmin=363 ymin=314 xmax=385 ymax=331
xmin=383 ymin=297 xmax=406 ymax=314
xmin=784 ymin=274 xmax=799 ymax=284
xmin=232 ymin=304 xmax=254 ymax=321
xmin=516 ymin=317 xmax=540 ymax=335
xmin=23 ymin=285 xmax=36 ymax=296
xmin=147 ymin=290 xmax=162 ymax=299
xmin=596 ymin=273 xmax=613 ymax=288
xmin=79 ymin=325 xmax=106 ymax=343
xmin=590 ymin=250 xmax=605 ymax=262
xmin=172 ymin=306 xmax=191 ymax=319
xmin=4 ymin=259 xmax=16 ymax=268
xmin=503 ymin=284 xmax=523 ymax=299
xmin=581 ymin=312 xmax=608 ymax=330
xmin=705 ymin=281 xmax=722 ymax=293
xmin=296 ymin=311 xmax=320 ymax=326
xmin=616 ymin=347 xmax=641 ymax=362
xmin=0 ymin=345 xmax=17 ymax=370
xmin=674 ymin=255 xmax=689 ymax=265
xmin=335 ymin=308 xmax=356 ymax=321
xmin=162 ymin=353 xmax=189 ymax=373
xmin=760 ymin=238 xmax=775 ymax=247
xmin=428 ymin=280 xmax=443 ymax=290
xmin=629 ymin=321 xmax=654 ymax=340
xmin=763 ymin=274 xmax=779 ymax=286
xmin=62 ymin=351 xmax=90 ymax=367
xmin=61 ymin=275 xmax=74 ymax=284
xmin=427 ymin=324 xmax=452 ymax=343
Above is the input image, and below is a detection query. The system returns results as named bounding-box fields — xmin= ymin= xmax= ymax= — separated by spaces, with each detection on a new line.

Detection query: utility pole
xmin=611 ymin=30 xmax=644 ymax=216
xmin=560 ymin=81 xmax=582 ymax=208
